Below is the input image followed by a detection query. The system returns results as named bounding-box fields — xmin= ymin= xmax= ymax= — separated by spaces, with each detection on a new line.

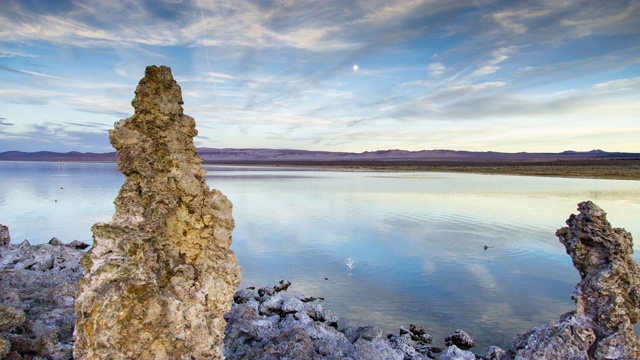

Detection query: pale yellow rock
xmin=74 ymin=65 xmax=241 ymax=359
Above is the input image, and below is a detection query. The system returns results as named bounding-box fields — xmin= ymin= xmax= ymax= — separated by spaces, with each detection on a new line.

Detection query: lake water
xmin=1 ymin=161 xmax=640 ymax=351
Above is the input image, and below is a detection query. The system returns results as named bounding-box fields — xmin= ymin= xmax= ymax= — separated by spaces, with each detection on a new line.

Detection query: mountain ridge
xmin=1 ymin=148 xmax=639 ymax=164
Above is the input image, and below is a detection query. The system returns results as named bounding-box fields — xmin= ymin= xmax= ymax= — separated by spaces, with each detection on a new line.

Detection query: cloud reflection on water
xmin=1 ymin=163 xmax=640 ymax=350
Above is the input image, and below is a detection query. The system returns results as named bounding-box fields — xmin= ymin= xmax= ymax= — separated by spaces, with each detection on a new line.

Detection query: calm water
xmin=1 ymin=161 xmax=640 ymax=351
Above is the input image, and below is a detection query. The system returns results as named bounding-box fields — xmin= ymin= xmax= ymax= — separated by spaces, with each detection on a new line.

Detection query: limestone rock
xmin=0 ymin=239 xmax=83 ymax=360
xmin=73 ymin=65 xmax=241 ymax=359
xmin=514 ymin=201 xmax=640 ymax=359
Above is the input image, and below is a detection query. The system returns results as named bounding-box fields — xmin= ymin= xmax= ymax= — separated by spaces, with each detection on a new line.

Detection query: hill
xmin=1 ymin=148 xmax=639 ymax=164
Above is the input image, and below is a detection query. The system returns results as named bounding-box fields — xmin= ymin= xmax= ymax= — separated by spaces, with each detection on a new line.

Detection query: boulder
xmin=73 ymin=65 xmax=241 ymax=359
xmin=445 ymin=329 xmax=476 ymax=350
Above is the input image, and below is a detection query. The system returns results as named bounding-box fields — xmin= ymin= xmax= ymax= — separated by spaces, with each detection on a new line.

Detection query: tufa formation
xmin=514 ymin=201 xmax=640 ymax=359
xmin=73 ymin=65 xmax=241 ymax=359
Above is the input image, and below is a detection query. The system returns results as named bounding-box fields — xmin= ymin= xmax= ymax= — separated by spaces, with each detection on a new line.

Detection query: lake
xmin=1 ymin=161 xmax=640 ymax=351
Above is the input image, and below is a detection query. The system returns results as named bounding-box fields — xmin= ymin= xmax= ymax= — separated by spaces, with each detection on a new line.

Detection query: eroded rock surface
xmin=224 ymin=282 xmax=449 ymax=360
xmin=445 ymin=329 xmax=476 ymax=350
xmin=73 ymin=65 xmax=241 ymax=359
xmin=0 ymin=225 xmax=9 ymax=246
xmin=0 ymin=228 xmax=84 ymax=360
xmin=514 ymin=201 xmax=640 ymax=359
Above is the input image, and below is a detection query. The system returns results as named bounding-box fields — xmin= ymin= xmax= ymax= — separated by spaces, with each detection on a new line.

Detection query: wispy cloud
xmin=0 ymin=118 xmax=14 ymax=126
xmin=471 ymin=47 xmax=512 ymax=77
xmin=0 ymin=65 xmax=64 ymax=79
xmin=0 ymin=0 xmax=638 ymax=152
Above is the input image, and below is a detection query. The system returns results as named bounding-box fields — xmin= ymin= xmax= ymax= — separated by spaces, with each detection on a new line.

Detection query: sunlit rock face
xmin=514 ymin=201 xmax=640 ymax=359
xmin=74 ymin=65 xmax=241 ymax=359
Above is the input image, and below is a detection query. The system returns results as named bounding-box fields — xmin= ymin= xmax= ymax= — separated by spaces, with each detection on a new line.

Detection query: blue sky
xmin=1 ymin=0 xmax=639 ymax=153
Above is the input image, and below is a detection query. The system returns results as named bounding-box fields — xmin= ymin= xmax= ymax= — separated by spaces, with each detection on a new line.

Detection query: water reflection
xmin=0 ymin=162 xmax=123 ymax=243
xmin=1 ymin=162 xmax=640 ymax=350
xmin=204 ymin=166 xmax=640 ymax=350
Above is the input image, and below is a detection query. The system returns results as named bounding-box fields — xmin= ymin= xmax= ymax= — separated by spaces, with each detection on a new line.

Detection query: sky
xmin=0 ymin=0 xmax=639 ymax=154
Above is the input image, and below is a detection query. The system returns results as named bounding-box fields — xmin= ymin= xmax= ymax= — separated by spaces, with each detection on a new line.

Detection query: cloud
xmin=0 ymin=1 xmax=638 ymax=153
xmin=0 ymin=65 xmax=64 ymax=79
xmin=592 ymin=77 xmax=640 ymax=93
xmin=64 ymin=121 xmax=108 ymax=128
xmin=0 ymin=48 xmax=40 ymax=58
xmin=471 ymin=47 xmax=512 ymax=77
xmin=492 ymin=8 xmax=553 ymax=35
xmin=559 ymin=1 xmax=640 ymax=38
xmin=0 ymin=118 xmax=14 ymax=126
xmin=428 ymin=62 xmax=446 ymax=77
xmin=0 ymin=122 xmax=112 ymax=152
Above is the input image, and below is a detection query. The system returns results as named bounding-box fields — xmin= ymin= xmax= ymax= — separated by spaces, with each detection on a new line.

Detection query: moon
xmin=353 ymin=64 xmax=359 ymax=71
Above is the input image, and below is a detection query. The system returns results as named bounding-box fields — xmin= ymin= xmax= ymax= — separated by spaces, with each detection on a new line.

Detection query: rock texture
xmin=73 ymin=65 xmax=241 ymax=359
xmin=0 ymin=228 xmax=85 ymax=360
xmin=514 ymin=201 xmax=640 ymax=359
xmin=224 ymin=282 xmax=451 ymax=360
xmin=0 ymin=224 xmax=9 ymax=246
xmin=445 ymin=329 xmax=476 ymax=350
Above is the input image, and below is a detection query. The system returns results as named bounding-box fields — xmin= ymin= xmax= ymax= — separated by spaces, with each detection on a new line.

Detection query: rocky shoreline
xmin=0 ymin=227 xmax=490 ymax=360
xmin=2 ymin=201 xmax=640 ymax=359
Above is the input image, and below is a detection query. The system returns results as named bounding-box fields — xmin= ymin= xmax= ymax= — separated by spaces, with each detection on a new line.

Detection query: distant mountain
xmin=0 ymin=151 xmax=117 ymax=162
xmin=1 ymin=148 xmax=639 ymax=164
xmin=196 ymin=148 xmax=640 ymax=164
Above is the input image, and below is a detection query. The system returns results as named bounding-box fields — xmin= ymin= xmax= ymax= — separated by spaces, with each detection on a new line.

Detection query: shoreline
xmin=3 ymin=201 xmax=640 ymax=359
xmin=202 ymin=158 xmax=640 ymax=180
xmin=3 ymin=158 xmax=640 ymax=181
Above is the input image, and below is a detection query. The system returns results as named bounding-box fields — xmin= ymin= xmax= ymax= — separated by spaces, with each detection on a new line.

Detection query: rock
xmin=281 ymin=297 xmax=306 ymax=314
xmin=258 ymin=286 xmax=275 ymax=298
xmin=445 ymin=329 xmax=476 ymax=350
xmin=65 ymin=240 xmax=90 ymax=250
xmin=274 ymin=279 xmax=292 ymax=292
xmin=514 ymin=201 xmax=640 ymax=359
xmin=0 ymin=337 xmax=9 ymax=358
xmin=355 ymin=337 xmax=404 ymax=360
xmin=73 ymin=65 xmax=241 ymax=359
xmin=389 ymin=333 xmax=422 ymax=358
xmin=224 ymin=282 xmax=427 ymax=360
xmin=411 ymin=323 xmax=428 ymax=336
xmin=440 ymin=345 xmax=477 ymax=360
xmin=485 ymin=345 xmax=512 ymax=360
xmin=234 ymin=287 xmax=258 ymax=304
xmin=344 ymin=325 xmax=384 ymax=343
xmin=513 ymin=318 xmax=595 ymax=360
xmin=0 ymin=306 xmax=25 ymax=331
xmin=49 ymin=237 xmax=63 ymax=246
xmin=0 ymin=239 xmax=83 ymax=359
xmin=0 ymin=224 xmax=10 ymax=246
xmin=399 ymin=325 xmax=410 ymax=335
